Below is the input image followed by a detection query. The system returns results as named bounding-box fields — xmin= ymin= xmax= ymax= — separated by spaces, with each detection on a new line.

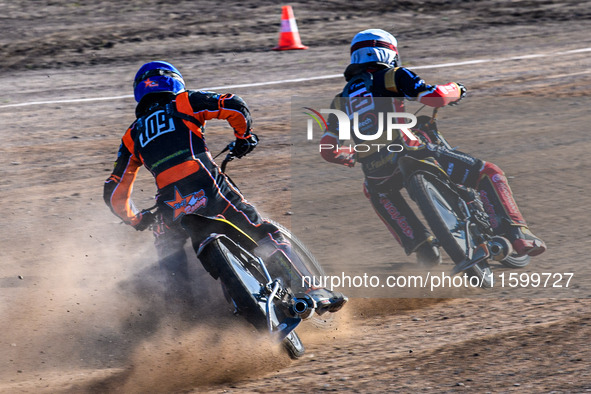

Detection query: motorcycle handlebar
xmin=420 ymin=106 xmax=453 ymax=151
xmin=219 ymin=142 xmax=236 ymax=173
xmin=141 ymin=205 xmax=158 ymax=214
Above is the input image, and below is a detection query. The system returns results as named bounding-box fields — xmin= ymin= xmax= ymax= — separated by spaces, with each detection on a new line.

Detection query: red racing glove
xmin=319 ymin=134 xmax=355 ymax=167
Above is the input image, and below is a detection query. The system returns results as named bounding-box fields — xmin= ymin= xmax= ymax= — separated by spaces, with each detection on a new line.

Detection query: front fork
xmin=451 ymin=188 xmax=513 ymax=275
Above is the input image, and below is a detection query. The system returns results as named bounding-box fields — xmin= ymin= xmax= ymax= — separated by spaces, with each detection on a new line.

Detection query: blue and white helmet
xmin=133 ymin=61 xmax=186 ymax=103
xmin=350 ymin=29 xmax=400 ymax=67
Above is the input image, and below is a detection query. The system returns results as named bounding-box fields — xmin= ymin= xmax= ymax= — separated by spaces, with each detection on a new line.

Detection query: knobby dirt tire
xmin=409 ymin=173 xmax=467 ymax=263
xmin=200 ymin=239 xmax=267 ymax=331
xmin=201 ymin=237 xmax=306 ymax=359
xmin=409 ymin=173 xmax=493 ymax=288
xmin=500 ymin=253 xmax=531 ymax=269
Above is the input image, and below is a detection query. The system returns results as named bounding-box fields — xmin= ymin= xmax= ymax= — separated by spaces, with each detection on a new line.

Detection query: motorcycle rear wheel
xmin=202 ymin=238 xmax=267 ymax=328
xmin=201 ymin=237 xmax=305 ymax=358
xmin=500 ymin=253 xmax=531 ymax=269
xmin=409 ymin=173 xmax=493 ymax=288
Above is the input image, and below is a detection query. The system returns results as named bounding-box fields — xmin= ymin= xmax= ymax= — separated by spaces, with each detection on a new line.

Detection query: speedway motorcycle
xmin=399 ymin=108 xmax=530 ymax=288
xmin=147 ymin=145 xmax=338 ymax=359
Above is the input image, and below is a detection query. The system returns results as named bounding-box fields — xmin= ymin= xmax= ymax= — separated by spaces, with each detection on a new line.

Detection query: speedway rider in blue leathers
xmin=320 ymin=29 xmax=546 ymax=265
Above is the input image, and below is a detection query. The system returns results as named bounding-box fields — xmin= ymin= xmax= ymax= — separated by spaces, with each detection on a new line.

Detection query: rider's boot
xmin=306 ymin=288 xmax=348 ymax=315
xmin=414 ymin=236 xmax=442 ymax=266
xmin=506 ymin=225 xmax=547 ymax=257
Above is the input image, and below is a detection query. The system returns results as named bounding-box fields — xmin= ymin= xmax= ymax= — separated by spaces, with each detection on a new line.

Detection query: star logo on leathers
xmin=164 ymin=187 xmax=208 ymax=221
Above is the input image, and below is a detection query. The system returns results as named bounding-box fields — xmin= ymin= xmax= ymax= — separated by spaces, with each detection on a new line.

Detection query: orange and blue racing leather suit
xmin=320 ymin=63 xmax=528 ymax=255
xmin=104 ymin=90 xmax=279 ymax=292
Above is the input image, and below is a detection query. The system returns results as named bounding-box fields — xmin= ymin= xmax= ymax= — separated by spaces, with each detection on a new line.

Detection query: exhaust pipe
xmin=293 ymin=299 xmax=309 ymax=314
xmin=489 ymin=236 xmax=512 ymax=261
xmin=291 ymin=295 xmax=315 ymax=320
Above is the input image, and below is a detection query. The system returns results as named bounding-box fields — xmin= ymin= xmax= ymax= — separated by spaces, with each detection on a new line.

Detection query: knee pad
xmin=478 ymin=161 xmax=504 ymax=181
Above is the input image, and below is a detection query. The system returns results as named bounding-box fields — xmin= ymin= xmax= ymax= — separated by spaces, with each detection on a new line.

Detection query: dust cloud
xmin=0 ymin=210 xmax=292 ymax=393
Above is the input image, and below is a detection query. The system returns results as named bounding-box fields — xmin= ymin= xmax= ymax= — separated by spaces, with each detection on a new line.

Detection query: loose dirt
xmin=1 ymin=1 xmax=590 ymax=392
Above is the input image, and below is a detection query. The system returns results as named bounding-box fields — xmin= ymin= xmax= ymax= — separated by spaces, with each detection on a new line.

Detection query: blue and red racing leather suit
xmin=320 ymin=63 xmax=528 ymax=255
xmin=104 ymin=90 xmax=280 ymax=291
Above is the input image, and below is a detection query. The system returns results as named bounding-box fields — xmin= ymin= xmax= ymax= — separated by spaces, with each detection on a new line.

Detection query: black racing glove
xmin=449 ymin=82 xmax=467 ymax=106
xmin=133 ymin=210 xmax=155 ymax=231
xmin=233 ymin=133 xmax=259 ymax=159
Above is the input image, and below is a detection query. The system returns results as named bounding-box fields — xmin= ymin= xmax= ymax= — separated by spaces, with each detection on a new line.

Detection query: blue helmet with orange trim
xmin=350 ymin=29 xmax=400 ymax=67
xmin=133 ymin=61 xmax=185 ymax=103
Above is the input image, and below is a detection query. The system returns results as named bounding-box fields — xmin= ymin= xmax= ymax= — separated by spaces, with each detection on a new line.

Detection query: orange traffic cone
xmin=272 ymin=5 xmax=308 ymax=51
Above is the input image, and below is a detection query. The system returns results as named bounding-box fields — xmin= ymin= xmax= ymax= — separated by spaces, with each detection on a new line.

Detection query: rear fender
xmin=398 ymin=156 xmax=450 ymax=184
xmin=181 ymin=214 xmax=258 ymax=251
xmin=182 ymin=215 xmax=259 ymax=278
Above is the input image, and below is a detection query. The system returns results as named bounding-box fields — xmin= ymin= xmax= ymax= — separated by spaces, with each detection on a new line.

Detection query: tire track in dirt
xmin=195 ymin=299 xmax=591 ymax=393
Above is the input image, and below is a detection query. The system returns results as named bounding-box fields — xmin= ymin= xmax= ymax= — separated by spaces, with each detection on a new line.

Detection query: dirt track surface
xmin=1 ymin=1 xmax=591 ymax=392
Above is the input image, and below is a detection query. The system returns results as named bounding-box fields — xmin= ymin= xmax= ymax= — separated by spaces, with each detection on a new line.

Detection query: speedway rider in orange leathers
xmin=104 ymin=61 xmax=346 ymax=311
xmin=320 ymin=29 xmax=546 ymax=265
